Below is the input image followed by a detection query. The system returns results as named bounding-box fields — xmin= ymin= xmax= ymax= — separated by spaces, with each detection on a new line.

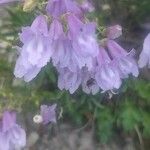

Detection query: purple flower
xmin=14 ymin=15 xmax=52 ymax=82
xmin=104 ymin=25 xmax=139 ymax=78
xmin=40 ymin=104 xmax=57 ymax=125
xmin=58 ymin=67 xmax=82 ymax=94
xmin=0 ymin=111 xmax=26 ymax=150
xmin=33 ymin=104 xmax=57 ymax=125
xmin=95 ymin=47 xmax=121 ymax=91
xmin=138 ymin=33 xmax=150 ymax=68
xmin=46 ymin=0 xmax=81 ymax=18
xmin=0 ymin=133 xmax=9 ymax=150
xmin=49 ymin=19 xmax=66 ymax=66
xmin=49 ymin=14 xmax=99 ymax=73
xmin=67 ymin=14 xmax=99 ymax=70
xmin=48 ymin=20 xmax=77 ymax=72
xmin=107 ymin=40 xmax=139 ymax=78
xmin=82 ymin=68 xmax=99 ymax=95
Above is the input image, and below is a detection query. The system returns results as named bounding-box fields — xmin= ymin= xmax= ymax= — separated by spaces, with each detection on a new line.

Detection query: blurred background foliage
xmin=0 ymin=0 xmax=150 ymax=149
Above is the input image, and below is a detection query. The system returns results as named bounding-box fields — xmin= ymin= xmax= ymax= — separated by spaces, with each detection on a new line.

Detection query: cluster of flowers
xmin=0 ymin=0 xmax=150 ymax=94
xmin=0 ymin=0 xmax=150 ymax=95
xmin=19 ymin=0 xmax=142 ymax=95
xmin=12 ymin=0 xmax=139 ymax=94
xmin=0 ymin=104 xmax=56 ymax=150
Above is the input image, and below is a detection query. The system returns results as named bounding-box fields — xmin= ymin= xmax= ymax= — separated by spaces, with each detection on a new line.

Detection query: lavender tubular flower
xmin=58 ymin=67 xmax=82 ymax=94
xmin=107 ymin=40 xmax=139 ymax=78
xmin=46 ymin=0 xmax=81 ymax=18
xmin=103 ymin=25 xmax=139 ymax=78
xmin=138 ymin=33 xmax=150 ymax=68
xmin=50 ymin=14 xmax=99 ymax=73
xmin=0 ymin=133 xmax=9 ymax=150
xmin=14 ymin=15 xmax=52 ymax=82
xmin=68 ymin=14 xmax=98 ymax=57
xmin=40 ymin=104 xmax=57 ymax=124
xmin=48 ymin=20 xmax=77 ymax=72
xmin=67 ymin=14 xmax=99 ymax=70
xmin=33 ymin=104 xmax=57 ymax=125
xmin=95 ymin=47 xmax=121 ymax=91
xmin=82 ymin=68 xmax=99 ymax=95
xmin=0 ymin=111 xmax=26 ymax=150
xmin=49 ymin=19 xmax=67 ymax=67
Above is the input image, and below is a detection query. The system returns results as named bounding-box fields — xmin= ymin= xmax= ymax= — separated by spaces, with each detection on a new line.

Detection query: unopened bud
xmin=102 ymin=4 xmax=110 ymax=11
xmin=33 ymin=115 xmax=43 ymax=124
xmin=106 ymin=25 xmax=122 ymax=39
xmin=23 ymin=0 xmax=37 ymax=12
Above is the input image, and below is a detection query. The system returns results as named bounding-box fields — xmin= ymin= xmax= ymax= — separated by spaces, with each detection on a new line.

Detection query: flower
xmin=57 ymin=67 xmax=82 ymax=94
xmin=95 ymin=47 xmax=122 ymax=92
xmin=0 ymin=111 xmax=26 ymax=150
xmin=107 ymin=40 xmax=139 ymax=78
xmin=138 ymin=33 xmax=150 ymax=68
xmin=67 ymin=14 xmax=99 ymax=70
xmin=33 ymin=104 xmax=57 ymax=125
xmin=50 ymin=14 xmax=99 ymax=73
xmin=14 ymin=15 xmax=52 ymax=82
xmin=46 ymin=0 xmax=81 ymax=18
xmin=40 ymin=104 xmax=57 ymax=125
xmin=82 ymin=68 xmax=99 ymax=95
xmin=49 ymin=19 xmax=66 ymax=67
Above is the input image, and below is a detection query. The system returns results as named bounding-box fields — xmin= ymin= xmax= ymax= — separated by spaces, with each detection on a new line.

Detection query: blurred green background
xmin=0 ymin=0 xmax=150 ymax=149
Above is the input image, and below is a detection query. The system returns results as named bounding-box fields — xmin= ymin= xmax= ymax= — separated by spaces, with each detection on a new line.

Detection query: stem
xmin=134 ymin=125 xmax=144 ymax=150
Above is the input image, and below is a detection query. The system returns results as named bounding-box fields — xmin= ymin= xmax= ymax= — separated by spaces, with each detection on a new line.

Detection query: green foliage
xmin=96 ymin=107 xmax=114 ymax=143
xmin=118 ymin=100 xmax=142 ymax=132
xmin=134 ymin=79 xmax=150 ymax=101
xmin=142 ymin=111 xmax=150 ymax=137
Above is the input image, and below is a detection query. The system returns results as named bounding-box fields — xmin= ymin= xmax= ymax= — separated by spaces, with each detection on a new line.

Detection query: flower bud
xmin=33 ymin=115 xmax=43 ymax=124
xmin=106 ymin=25 xmax=122 ymax=39
xmin=23 ymin=0 xmax=37 ymax=12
